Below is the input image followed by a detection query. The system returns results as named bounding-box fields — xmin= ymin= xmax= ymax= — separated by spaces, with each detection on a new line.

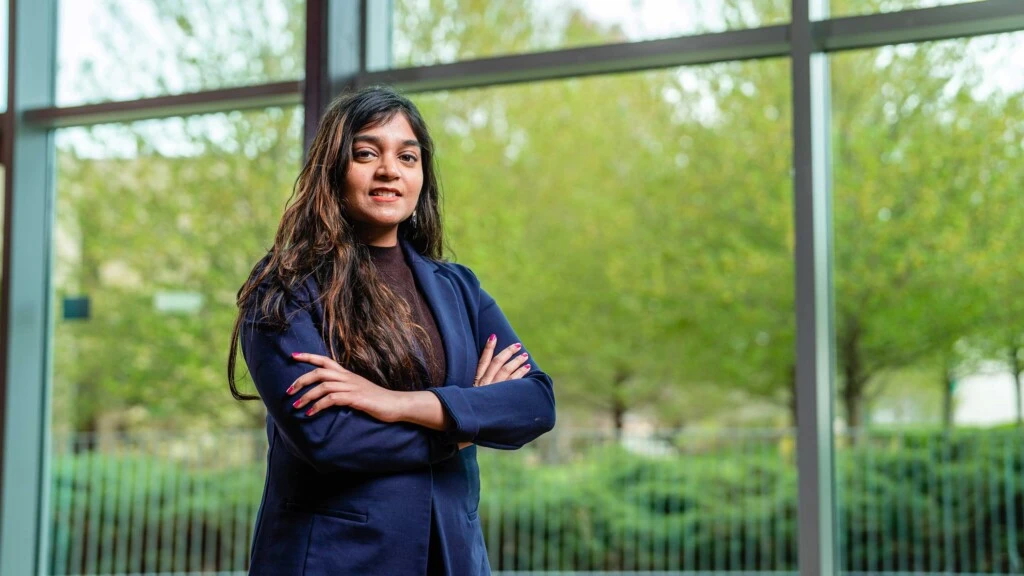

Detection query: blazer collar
xmin=399 ymin=238 xmax=438 ymax=275
xmin=400 ymin=238 xmax=459 ymax=387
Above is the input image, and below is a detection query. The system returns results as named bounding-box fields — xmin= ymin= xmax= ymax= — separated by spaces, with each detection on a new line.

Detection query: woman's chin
xmin=353 ymin=216 xmax=409 ymax=237
xmin=353 ymin=208 xmax=409 ymax=226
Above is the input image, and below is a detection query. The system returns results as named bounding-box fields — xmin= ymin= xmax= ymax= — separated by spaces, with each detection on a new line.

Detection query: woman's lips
xmin=369 ymin=189 xmax=401 ymax=202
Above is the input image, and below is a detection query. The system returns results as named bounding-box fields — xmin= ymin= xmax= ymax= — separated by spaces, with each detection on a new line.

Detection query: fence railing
xmin=44 ymin=427 xmax=1024 ymax=574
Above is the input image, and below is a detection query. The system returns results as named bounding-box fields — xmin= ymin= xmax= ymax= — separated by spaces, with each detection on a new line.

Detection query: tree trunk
xmin=76 ymin=406 xmax=101 ymax=453
xmin=1011 ymin=341 xmax=1022 ymax=428
xmin=787 ymin=363 xmax=798 ymax=429
xmin=611 ymin=370 xmax=628 ymax=441
xmin=612 ymin=401 xmax=625 ymax=440
xmin=942 ymin=367 xmax=955 ymax=430
xmin=840 ymin=320 xmax=866 ymax=431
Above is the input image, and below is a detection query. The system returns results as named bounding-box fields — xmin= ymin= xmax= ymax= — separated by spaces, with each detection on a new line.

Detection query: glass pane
xmin=414 ymin=57 xmax=797 ymax=571
xmin=48 ymin=106 xmax=302 ymax=573
xmin=830 ymin=0 xmax=983 ymax=18
xmin=832 ymin=31 xmax=1024 ymax=573
xmin=388 ymin=0 xmax=790 ymax=69
xmin=57 ymin=0 xmax=304 ymax=107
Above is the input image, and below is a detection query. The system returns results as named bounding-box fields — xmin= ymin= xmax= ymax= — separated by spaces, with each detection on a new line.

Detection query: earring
xmin=410 ymin=210 xmax=418 ymax=227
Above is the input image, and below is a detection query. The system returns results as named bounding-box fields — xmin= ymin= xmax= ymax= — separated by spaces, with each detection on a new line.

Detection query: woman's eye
xmin=400 ymin=154 xmax=418 ymax=163
xmin=354 ymin=149 xmax=376 ymax=159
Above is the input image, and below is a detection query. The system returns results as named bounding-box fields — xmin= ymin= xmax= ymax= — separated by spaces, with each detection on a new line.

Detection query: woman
xmin=227 ymin=86 xmax=556 ymax=575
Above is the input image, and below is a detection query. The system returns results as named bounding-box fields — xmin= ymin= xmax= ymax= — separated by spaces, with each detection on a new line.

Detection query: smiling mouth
xmin=370 ymin=189 xmax=401 ymax=197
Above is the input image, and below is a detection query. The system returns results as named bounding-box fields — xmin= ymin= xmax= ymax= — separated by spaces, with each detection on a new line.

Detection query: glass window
xmin=57 ymin=0 xmax=305 ymax=107
xmin=829 ymin=0 xmax=984 ymax=18
xmin=48 ymin=106 xmax=302 ymax=573
xmin=387 ymin=0 xmax=790 ymax=69
xmin=414 ymin=57 xmax=797 ymax=571
xmin=832 ymin=31 xmax=1024 ymax=573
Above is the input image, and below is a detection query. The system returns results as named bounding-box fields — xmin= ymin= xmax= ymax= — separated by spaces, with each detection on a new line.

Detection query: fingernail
xmin=524 ymin=364 xmax=531 ymax=370
xmin=514 ymin=343 xmax=522 ymax=350
xmin=286 ymin=385 xmax=295 ymax=394
xmin=291 ymin=352 xmax=300 ymax=358
xmin=521 ymin=353 xmax=528 ymax=358
xmin=292 ymin=399 xmax=301 ymax=408
xmin=488 ymin=334 xmax=496 ymax=342
xmin=305 ymin=408 xmax=313 ymax=416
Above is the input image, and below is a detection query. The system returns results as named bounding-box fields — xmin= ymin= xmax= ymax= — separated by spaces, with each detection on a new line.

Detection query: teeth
xmin=372 ymin=192 xmax=397 ymax=197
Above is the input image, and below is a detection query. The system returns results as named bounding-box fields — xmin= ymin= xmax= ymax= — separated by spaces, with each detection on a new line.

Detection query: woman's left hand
xmin=287 ymin=352 xmax=404 ymax=422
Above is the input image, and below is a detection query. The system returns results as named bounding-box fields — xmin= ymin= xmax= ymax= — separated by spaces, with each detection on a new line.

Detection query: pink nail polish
xmin=488 ymin=334 xmax=496 ymax=342
xmin=521 ymin=353 xmax=529 ymax=358
xmin=292 ymin=399 xmax=301 ymax=408
xmin=524 ymin=364 xmax=531 ymax=370
xmin=291 ymin=352 xmax=300 ymax=358
xmin=286 ymin=385 xmax=294 ymax=394
xmin=305 ymin=408 xmax=314 ymax=416
xmin=514 ymin=343 xmax=522 ymax=350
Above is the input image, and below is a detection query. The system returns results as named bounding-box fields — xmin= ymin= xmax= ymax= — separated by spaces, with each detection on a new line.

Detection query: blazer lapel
xmin=402 ymin=240 xmax=463 ymax=388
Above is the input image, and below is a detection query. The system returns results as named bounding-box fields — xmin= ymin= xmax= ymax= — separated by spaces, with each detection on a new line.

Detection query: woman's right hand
xmin=458 ymin=334 xmax=531 ymax=450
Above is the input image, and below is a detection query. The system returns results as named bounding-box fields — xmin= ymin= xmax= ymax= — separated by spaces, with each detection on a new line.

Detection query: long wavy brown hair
xmin=227 ymin=86 xmax=445 ymax=401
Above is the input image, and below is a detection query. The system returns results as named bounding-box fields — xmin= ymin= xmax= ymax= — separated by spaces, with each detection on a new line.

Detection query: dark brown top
xmin=366 ymin=243 xmax=447 ymax=388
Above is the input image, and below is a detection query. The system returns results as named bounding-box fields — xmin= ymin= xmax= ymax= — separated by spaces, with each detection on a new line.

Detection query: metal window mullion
xmin=819 ymin=0 xmax=1024 ymax=52
xmin=0 ymin=1 xmax=58 ymax=576
xmin=25 ymin=81 xmax=301 ymax=130
xmin=304 ymin=0 xmax=329 ymax=153
xmin=363 ymin=0 xmax=392 ymax=72
xmin=328 ymin=0 xmax=363 ymax=98
xmin=304 ymin=0 xmax=362 ymax=157
xmin=356 ymin=24 xmax=790 ymax=94
xmin=793 ymin=0 xmax=837 ymax=575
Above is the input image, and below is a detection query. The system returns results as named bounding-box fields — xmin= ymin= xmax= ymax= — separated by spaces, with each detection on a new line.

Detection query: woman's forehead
xmin=355 ymin=113 xmax=416 ymax=140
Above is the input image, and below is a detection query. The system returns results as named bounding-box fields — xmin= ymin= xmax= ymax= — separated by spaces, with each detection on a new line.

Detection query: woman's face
xmin=342 ymin=112 xmax=424 ymax=246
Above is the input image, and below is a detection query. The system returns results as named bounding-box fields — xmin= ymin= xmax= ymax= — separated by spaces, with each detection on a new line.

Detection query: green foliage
xmin=48 ymin=448 xmax=264 ymax=574
xmin=475 ymin=429 xmax=1024 ymax=572
xmin=46 ymin=428 xmax=1024 ymax=573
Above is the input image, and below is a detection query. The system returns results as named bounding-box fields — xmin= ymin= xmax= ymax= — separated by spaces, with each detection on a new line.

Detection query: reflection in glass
xmin=57 ymin=0 xmax=304 ymax=106
xmin=832 ymin=31 xmax=1024 ymax=573
xmin=414 ymin=58 xmax=797 ymax=570
xmin=388 ymin=0 xmax=790 ymax=69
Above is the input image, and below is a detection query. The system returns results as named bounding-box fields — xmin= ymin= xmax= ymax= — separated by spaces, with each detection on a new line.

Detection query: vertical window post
xmin=0 ymin=0 xmax=57 ymax=574
xmin=792 ymin=0 xmax=838 ymax=574
xmin=304 ymin=0 xmax=364 ymax=158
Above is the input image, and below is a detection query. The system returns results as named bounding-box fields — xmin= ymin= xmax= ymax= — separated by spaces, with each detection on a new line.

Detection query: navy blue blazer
xmin=239 ymin=240 xmax=556 ymax=575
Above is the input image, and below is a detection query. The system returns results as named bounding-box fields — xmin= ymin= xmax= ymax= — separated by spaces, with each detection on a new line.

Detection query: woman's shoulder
xmin=433 ymin=259 xmax=483 ymax=291
xmin=245 ymin=254 xmax=321 ymax=316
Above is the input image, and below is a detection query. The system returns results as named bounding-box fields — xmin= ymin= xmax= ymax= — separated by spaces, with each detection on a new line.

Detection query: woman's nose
xmin=376 ymin=157 xmax=399 ymax=179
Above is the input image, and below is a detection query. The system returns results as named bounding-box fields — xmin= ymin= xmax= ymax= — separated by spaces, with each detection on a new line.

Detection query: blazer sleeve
xmin=429 ymin=283 xmax=556 ymax=450
xmin=240 ymin=288 xmax=460 ymax=474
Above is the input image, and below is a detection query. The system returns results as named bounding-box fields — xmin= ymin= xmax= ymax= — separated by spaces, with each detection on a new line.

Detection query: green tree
xmin=830 ymin=31 xmax=1024 ymax=428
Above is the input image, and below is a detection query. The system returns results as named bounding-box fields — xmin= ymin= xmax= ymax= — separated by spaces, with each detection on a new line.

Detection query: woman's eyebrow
xmin=352 ymin=134 xmax=421 ymax=149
